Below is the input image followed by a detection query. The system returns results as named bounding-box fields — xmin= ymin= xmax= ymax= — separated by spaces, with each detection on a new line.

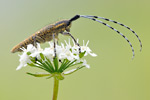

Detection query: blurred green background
xmin=0 ymin=0 xmax=150 ymax=100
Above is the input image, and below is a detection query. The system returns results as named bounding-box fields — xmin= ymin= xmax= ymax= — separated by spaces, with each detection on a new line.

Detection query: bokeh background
xmin=0 ymin=0 xmax=149 ymax=100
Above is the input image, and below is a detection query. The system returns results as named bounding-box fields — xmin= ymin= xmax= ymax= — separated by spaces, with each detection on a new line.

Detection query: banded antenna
xmin=80 ymin=15 xmax=142 ymax=52
xmin=69 ymin=15 xmax=142 ymax=59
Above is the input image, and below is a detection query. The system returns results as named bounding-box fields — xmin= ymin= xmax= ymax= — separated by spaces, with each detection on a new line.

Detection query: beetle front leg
xmin=53 ymin=34 xmax=57 ymax=58
xmin=61 ymin=32 xmax=81 ymax=53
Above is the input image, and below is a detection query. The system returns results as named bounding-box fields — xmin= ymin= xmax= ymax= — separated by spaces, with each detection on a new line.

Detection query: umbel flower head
xmin=17 ymin=39 xmax=97 ymax=79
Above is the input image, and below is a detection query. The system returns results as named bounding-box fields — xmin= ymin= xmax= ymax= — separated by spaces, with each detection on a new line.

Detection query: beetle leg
xmin=53 ymin=33 xmax=57 ymax=58
xmin=61 ymin=32 xmax=81 ymax=53
xmin=32 ymin=35 xmax=37 ymax=48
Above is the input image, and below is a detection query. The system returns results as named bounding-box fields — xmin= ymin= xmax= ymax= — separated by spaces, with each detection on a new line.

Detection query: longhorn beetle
xmin=11 ymin=15 xmax=142 ymax=59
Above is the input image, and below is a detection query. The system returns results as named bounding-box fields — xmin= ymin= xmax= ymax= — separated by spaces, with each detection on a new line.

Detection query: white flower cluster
xmin=17 ymin=39 xmax=97 ymax=71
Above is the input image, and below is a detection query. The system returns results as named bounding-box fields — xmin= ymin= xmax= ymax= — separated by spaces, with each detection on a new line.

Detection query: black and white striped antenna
xmin=69 ymin=15 xmax=142 ymax=59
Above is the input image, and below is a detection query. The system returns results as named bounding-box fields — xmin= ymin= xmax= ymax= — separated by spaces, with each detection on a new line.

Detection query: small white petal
xmin=68 ymin=38 xmax=70 ymax=46
xmin=16 ymin=63 xmax=24 ymax=70
xmin=64 ymin=68 xmax=77 ymax=74
xmin=37 ymin=43 xmax=43 ymax=51
xmin=89 ymin=53 xmax=97 ymax=57
xmin=64 ymin=40 xmax=68 ymax=46
xmin=61 ymin=43 xmax=65 ymax=48
xmin=77 ymin=38 xmax=79 ymax=43
xmin=83 ymin=40 xmax=85 ymax=46
xmin=86 ymin=40 xmax=89 ymax=46
xmin=72 ymin=39 xmax=75 ymax=46
xmin=82 ymin=60 xmax=90 ymax=69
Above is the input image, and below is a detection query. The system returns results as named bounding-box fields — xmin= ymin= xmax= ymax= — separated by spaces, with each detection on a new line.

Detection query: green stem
xmin=52 ymin=77 xmax=59 ymax=100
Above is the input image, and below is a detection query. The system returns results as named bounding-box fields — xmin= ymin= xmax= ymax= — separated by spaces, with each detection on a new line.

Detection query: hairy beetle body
xmin=11 ymin=20 xmax=71 ymax=53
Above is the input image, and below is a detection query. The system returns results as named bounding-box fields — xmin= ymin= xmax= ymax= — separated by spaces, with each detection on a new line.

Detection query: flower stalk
xmin=53 ymin=76 xmax=59 ymax=100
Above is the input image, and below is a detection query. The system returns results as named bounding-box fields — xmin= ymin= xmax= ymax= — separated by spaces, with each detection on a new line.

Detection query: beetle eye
xmin=66 ymin=21 xmax=71 ymax=26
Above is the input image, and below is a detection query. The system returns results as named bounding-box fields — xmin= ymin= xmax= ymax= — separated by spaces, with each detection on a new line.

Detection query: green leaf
xmin=45 ymin=57 xmax=55 ymax=71
xmin=27 ymin=52 xmax=31 ymax=55
xmin=27 ymin=63 xmax=37 ymax=67
xmin=27 ymin=63 xmax=50 ymax=72
xmin=30 ymin=56 xmax=36 ymax=63
xmin=69 ymin=48 xmax=72 ymax=52
xmin=79 ymin=51 xmax=86 ymax=58
xmin=64 ymin=66 xmax=85 ymax=75
xmin=58 ymin=59 xmax=66 ymax=72
xmin=58 ymin=59 xmax=70 ymax=72
xmin=36 ymin=59 xmax=52 ymax=73
xmin=26 ymin=72 xmax=51 ymax=77
xmin=40 ymin=53 xmax=45 ymax=60
xmin=45 ymin=60 xmax=55 ymax=72
xmin=28 ymin=56 xmax=53 ymax=73
xmin=53 ymin=57 xmax=58 ymax=71
xmin=63 ymin=59 xmax=77 ymax=70
xmin=69 ymin=62 xmax=83 ymax=68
